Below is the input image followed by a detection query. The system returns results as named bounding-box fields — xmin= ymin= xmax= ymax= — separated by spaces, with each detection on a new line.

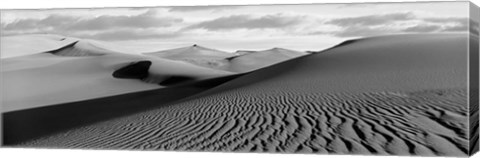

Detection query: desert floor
xmin=2 ymin=33 xmax=475 ymax=156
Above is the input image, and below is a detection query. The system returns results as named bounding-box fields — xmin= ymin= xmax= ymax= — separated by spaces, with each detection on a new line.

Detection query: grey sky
xmin=184 ymin=14 xmax=304 ymax=31
xmin=0 ymin=2 xmax=469 ymax=52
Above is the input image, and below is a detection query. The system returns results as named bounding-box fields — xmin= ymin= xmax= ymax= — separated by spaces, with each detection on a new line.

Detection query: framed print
xmin=1 ymin=1 xmax=479 ymax=157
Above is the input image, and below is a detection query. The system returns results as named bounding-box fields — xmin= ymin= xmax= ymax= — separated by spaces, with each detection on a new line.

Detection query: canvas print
xmin=1 ymin=1 xmax=479 ymax=157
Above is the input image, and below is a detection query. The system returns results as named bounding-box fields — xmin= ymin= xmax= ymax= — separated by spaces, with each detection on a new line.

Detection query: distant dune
xmin=1 ymin=36 xmax=234 ymax=112
xmin=1 ymin=34 xmax=77 ymax=58
xmin=46 ymin=41 xmax=113 ymax=56
xmin=143 ymin=45 xmax=309 ymax=72
xmin=144 ymin=45 xmax=235 ymax=70
xmin=14 ymin=33 xmax=471 ymax=156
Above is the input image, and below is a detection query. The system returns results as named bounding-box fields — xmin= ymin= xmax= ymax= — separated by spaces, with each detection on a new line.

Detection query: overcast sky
xmin=0 ymin=2 xmax=469 ymax=52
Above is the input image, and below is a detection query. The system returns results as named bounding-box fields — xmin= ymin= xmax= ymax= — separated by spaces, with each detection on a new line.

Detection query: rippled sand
xmin=6 ymin=34 xmax=474 ymax=156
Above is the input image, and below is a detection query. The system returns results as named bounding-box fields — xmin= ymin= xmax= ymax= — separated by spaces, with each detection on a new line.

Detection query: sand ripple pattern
xmin=22 ymin=88 xmax=468 ymax=156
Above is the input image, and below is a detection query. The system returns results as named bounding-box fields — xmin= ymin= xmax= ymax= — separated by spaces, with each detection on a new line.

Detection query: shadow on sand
xmin=2 ymin=74 xmax=242 ymax=145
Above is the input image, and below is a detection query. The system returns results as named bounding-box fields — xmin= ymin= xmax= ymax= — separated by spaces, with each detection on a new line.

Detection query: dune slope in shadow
xmin=112 ymin=60 xmax=152 ymax=80
xmin=14 ymin=34 xmax=472 ymax=156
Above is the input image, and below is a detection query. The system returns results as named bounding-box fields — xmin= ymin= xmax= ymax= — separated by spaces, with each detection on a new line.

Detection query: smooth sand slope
xmin=1 ymin=36 xmax=233 ymax=112
xmin=19 ymin=33 xmax=470 ymax=156
xmin=144 ymin=45 xmax=235 ymax=70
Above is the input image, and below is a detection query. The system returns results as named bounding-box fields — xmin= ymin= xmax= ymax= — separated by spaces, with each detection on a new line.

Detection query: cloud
xmin=423 ymin=17 xmax=466 ymax=24
xmin=77 ymin=30 xmax=180 ymax=41
xmin=322 ymin=12 xmax=468 ymax=37
xmin=1 ymin=9 xmax=185 ymax=40
xmin=3 ymin=10 xmax=182 ymax=32
xmin=2 ymin=15 xmax=79 ymax=31
xmin=185 ymin=14 xmax=305 ymax=31
xmin=402 ymin=24 xmax=441 ymax=33
xmin=328 ymin=12 xmax=415 ymax=27
xmin=167 ymin=5 xmax=239 ymax=12
xmin=1 ymin=9 xmax=470 ymax=41
xmin=329 ymin=27 xmax=394 ymax=38
xmin=69 ymin=10 xmax=182 ymax=31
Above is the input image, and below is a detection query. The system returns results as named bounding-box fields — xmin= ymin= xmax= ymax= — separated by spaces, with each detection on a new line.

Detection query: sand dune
xmin=228 ymin=48 xmax=309 ymax=73
xmin=143 ymin=45 xmax=308 ymax=72
xmin=46 ymin=41 xmax=113 ymax=56
xmin=21 ymin=88 xmax=467 ymax=156
xmin=1 ymin=36 xmax=234 ymax=112
xmin=2 ymin=74 xmax=242 ymax=144
xmin=15 ymin=33 xmax=471 ymax=156
xmin=1 ymin=34 xmax=77 ymax=58
xmin=144 ymin=45 xmax=235 ymax=70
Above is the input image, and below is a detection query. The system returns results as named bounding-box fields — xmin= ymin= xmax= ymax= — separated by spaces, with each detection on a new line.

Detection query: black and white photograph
xmin=1 ymin=1 xmax=479 ymax=157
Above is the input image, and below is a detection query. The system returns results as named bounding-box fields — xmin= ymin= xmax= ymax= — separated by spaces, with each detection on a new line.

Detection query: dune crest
xmin=45 ymin=40 xmax=114 ymax=56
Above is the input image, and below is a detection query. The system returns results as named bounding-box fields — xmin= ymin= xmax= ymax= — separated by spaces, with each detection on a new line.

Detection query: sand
xmin=46 ymin=40 xmax=114 ymax=56
xmin=1 ymin=34 xmax=78 ymax=58
xmin=3 ymin=33 xmax=473 ymax=156
xmin=143 ymin=45 xmax=309 ymax=72
xmin=144 ymin=45 xmax=235 ymax=70
xmin=1 ymin=36 xmax=234 ymax=112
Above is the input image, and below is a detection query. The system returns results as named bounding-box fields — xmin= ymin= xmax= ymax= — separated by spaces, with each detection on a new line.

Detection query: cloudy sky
xmin=0 ymin=2 xmax=469 ymax=52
